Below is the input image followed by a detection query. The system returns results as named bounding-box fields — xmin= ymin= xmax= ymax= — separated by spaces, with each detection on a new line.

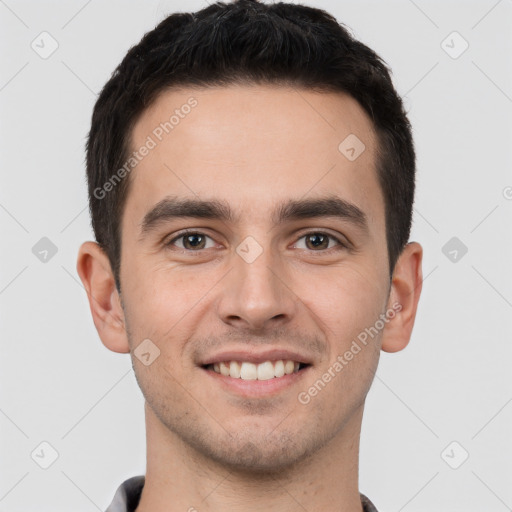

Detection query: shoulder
xmin=360 ymin=492 xmax=379 ymax=512
xmin=104 ymin=475 xmax=145 ymax=512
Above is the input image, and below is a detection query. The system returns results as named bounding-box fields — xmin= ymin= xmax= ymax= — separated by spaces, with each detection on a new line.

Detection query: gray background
xmin=1 ymin=0 xmax=511 ymax=510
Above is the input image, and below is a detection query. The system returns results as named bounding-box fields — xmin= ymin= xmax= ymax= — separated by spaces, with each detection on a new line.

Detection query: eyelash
xmin=165 ymin=230 xmax=348 ymax=253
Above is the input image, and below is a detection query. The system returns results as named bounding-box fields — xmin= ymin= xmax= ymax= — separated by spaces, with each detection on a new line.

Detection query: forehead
xmin=125 ymin=84 xmax=382 ymax=230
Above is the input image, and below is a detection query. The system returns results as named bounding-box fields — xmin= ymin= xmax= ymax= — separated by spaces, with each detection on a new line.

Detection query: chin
xmin=191 ymin=429 xmax=321 ymax=475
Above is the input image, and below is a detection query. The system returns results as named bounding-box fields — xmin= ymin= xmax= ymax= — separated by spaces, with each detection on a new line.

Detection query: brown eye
xmin=166 ymin=232 xmax=214 ymax=251
xmin=306 ymin=233 xmax=329 ymax=250
xmin=182 ymin=233 xmax=206 ymax=250
xmin=295 ymin=232 xmax=345 ymax=251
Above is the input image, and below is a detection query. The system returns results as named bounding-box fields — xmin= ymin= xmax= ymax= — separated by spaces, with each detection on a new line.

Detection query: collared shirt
xmin=105 ymin=475 xmax=379 ymax=512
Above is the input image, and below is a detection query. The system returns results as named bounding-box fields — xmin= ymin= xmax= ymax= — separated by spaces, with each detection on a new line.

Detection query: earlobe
xmin=381 ymin=242 xmax=423 ymax=353
xmin=76 ymin=241 xmax=130 ymax=354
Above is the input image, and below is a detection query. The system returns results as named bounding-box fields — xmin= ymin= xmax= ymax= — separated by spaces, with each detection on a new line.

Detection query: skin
xmin=77 ymin=84 xmax=423 ymax=512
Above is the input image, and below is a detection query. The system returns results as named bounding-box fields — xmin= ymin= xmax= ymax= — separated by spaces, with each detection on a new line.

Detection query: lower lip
xmin=201 ymin=366 xmax=311 ymax=398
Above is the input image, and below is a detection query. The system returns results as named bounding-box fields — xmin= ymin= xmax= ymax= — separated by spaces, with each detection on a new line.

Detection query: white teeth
xmin=257 ymin=361 xmax=275 ymax=380
xmin=229 ymin=361 xmax=241 ymax=379
xmin=240 ymin=362 xmax=258 ymax=380
xmin=274 ymin=360 xmax=285 ymax=378
xmin=219 ymin=362 xmax=230 ymax=376
xmin=209 ymin=359 xmax=305 ymax=380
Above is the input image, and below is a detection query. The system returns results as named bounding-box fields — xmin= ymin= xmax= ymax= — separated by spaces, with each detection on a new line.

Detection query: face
xmin=118 ymin=85 xmax=392 ymax=471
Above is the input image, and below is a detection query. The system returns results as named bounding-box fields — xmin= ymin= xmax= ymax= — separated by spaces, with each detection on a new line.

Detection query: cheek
xmin=300 ymin=266 xmax=384 ymax=408
xmin=297 ymin=263 xmax=387 ymax=351
xmin=122 ymin=260 xmax=218 ymax=344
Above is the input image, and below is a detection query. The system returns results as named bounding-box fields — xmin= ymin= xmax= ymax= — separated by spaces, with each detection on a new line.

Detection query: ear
xmin=381 ymin=241 xmax=423 ymax=353
xmin=76 ymin=241 xmax=130 ymax=354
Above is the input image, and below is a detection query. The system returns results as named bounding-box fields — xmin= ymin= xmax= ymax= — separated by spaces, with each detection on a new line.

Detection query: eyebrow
xmin=139 ymin=194 xmax=369 ymax=239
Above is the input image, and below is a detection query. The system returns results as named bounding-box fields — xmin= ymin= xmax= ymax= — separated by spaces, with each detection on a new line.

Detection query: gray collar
xmin=105 ymin=475 xmax=379 ymax=512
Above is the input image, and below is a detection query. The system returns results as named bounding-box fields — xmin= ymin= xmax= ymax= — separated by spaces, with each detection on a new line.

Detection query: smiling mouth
xmin=202 ymin=360 xmax=311 ymax=380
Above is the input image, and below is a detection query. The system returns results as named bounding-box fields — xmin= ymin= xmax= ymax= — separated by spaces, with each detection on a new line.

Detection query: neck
xmin=135 ymin=402 xmax=365 ymax=512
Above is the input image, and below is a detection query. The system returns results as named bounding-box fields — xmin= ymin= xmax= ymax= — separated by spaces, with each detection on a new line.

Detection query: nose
xmin=216 ymin=242 xmax=298 ymax=331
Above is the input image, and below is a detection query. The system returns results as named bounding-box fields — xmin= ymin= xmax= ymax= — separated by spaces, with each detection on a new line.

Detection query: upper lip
xmin=199 ymin=348 xmax=313 ymax=366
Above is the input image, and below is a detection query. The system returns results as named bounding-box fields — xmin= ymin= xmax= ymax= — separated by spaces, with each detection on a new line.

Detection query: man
xmin=76 ymin=1 xmax=423 ymax=510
